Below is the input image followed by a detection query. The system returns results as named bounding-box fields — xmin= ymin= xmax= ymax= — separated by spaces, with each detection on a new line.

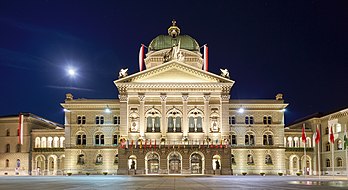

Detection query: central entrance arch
xmin=168 ymin=152 xmax=182 ymax=174
xmin=190 ymin=152 xmax=204 ymax=174
xmin=145 ymin=152 xmax=160 ymax=174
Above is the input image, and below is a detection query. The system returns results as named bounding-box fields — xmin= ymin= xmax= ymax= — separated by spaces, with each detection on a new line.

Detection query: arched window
xmin=35 ymin=137 xmax=41 ymax=148
xmin=95 ymin=134 xmax=104 ymax=145
xmin=249 ymin=116 xmax=254 ymax=124
xmin=167 ymin=108 xmax=182 ymax=132
xmin=263 ymin=116 xmax=267 ymax=124
xmin=263 ymin=132 xmax=273 ymax=145
xmin=229 ymin=116 xmax=236 ymax=125
xmin=76 ymin=133 xmax=86 ymax=145
xmin=337 ymin=140 xmax=343 ymax=150
xmin=325 ymin=127 xmax=329 ymax=134
xmin=16 ymin=144 xmax=21 ymax=152
xmin=265 ymin=154 xmax=272 ymax=164
xmin=100 ymin=116 xmax=104 ymax=124
xmin=337 ymin=157 xmax=343 ymax=167
xmin=6 ymin=129 xmax=10 ymax=136
xmin=188 ymin=108 xmax=204 ymax=133
xmin=77 ymin=154 xmax=85 ymax=165
xmin=245 ymin=132 xmax=255 ymax=146
xmin=47 ymin=137 xmax=53 ymax=148
xmin=6 ymin=144 xmax=10 ymax=153
xmin=287 ymin=137 xmax=293 ymax=147
xmin=247 ymin=154 xmax=254 ymax=164
xmin=82 ymin=116 xmax=86 ymax=124
xmin=230 ymin=134 xmax=237 ymax=145
xmin=96 ymin=154 xmax=103 ymax=164
xmin=77 ymin=116 xmax=82 ymax=124
xmin=212 ymin=155 xmax=221 ymax=170
xmin=16 ymin=159 xmax=20 ymax=168
xmin=96 ymin=116 xmax=100 ymax=124
xmin=326 ymin=159 xmax=331 ymax=167
xmin=146 ymin=108 xmax=161 ymax=133
xmin=245 ymin=116 xmax=249 ymax=124
xmin=114 ymin=154 xmax=119 ymax=164
xmin=5 ymin=159 xmax=9 ymax=167
xmin=294 ymin=137 xmax=299 ymax=147
xmin=267 ymin=116 xmax=272 ymax=124
xmin=113 ymin=116 xmax=120 ymax=125
xmin=59 ymin=137 xmax=65 ymax=148
xmin=231 ymin=154 xmax=236 ymax=165
xmin=326 ymin=142 xmax=330 ymax=151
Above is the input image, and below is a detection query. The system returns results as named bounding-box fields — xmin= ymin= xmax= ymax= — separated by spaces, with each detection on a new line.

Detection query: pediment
xmin=115 ymin=60 xmax=234 ymax=84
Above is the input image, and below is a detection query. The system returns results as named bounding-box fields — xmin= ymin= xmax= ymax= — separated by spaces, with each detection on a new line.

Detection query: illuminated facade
xmin=2 ymin=22 xmax=346 ymax=176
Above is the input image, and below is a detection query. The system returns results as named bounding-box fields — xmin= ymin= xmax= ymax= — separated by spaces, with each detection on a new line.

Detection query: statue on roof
xmin=163 ymin=40 xmax=185 ymax=63
xmin=118 ymin=68 xmax=128 ymax=79
xmin=220 ymin=68 xmax=230 ymax=79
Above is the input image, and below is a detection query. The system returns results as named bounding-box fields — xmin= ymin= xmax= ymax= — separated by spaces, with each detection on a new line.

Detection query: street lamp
xmin=104 ymin=106 xmax=111 ymax=113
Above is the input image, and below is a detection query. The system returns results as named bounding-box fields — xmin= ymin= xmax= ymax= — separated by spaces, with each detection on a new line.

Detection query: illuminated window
xmin=95 ymin=154 xmax=103 ymax=165
xmin=247 ymin=154 xmax=254 ymax=165
xmin=265 ymin=154 xmax=272 ymax=164
xmin=337 ymin=140 xmax=343 ymax=150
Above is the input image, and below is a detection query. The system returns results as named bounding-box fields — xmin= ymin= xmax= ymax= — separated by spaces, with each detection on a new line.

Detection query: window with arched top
xmin=245 ymin=116 xmax=249 ymax=124
xmin=265 ymin=154 xmax=272 ymax=164
xmin=337 ymin=157 xmax=343 ymax=167
xmin=245 ymin=132 xmax=255 ymax=146
xmin=96 ymin=116 xmax=104 ymax=124
xmin=6 ymin=144 xmax=10 ymax=153
xmin=59 ymin=137 xmax=65 ymax=148
xmin=326 ymin=158 xmax=331 ymax=167
xmin=95 ymin=133 xmax=105 ymax=145
xmin=5 ymin=159 xmax=9 ymax=167
xmin=229 ymin=116 xmax=236 ymax=125
xmin=230 ymin=134 xmax=237 ymax=145
xmin=77 ymin=154 xmax=85 ymax=165
xmin=326 ymin=142 xmax=330 ymax=151
xmin=247 ymin=154 xmax=254 ymax=165
xmin=16 ymin=144 xmax=21 ymax=152
xmin=263 ymin=132 xmax=273 ymax=145
xmin=6 ymin=129 xmax=10 ymax=136
xmin=267 ymin=116 xmax=272 ymax=124
xmin=146 ymin=108 xmax=161 ymax=133
xmin=188 ymin=108 xmax=204 ymax=133
xmin=231 ymin=154 xmax=236 ymax=165
xmin=47 ymin=137 xmax=53 ymax=148
xmin=167 ymin=108 xmax=181 ymax=133
xmin=337 ymin=140 xmax=343 ymax=150
xmin=76 ymin=132 xmax=86 ymax=145
xmin=95 ymin=154 xmax=103 ymax=165
xmin=35 ymin=137 xmax=41 ymax=148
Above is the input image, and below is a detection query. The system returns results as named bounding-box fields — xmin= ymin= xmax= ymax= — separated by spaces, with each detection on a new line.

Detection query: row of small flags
xmin=302 ymin=123 xmax=348 ymax=148
xmin=120 ymin=139 xmax=228 ymax=149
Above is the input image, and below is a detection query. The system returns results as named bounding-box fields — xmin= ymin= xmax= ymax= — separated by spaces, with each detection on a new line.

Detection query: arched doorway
xmin=35 ymin=155 xmax=45 ymax=175
xmin=190 ymin=152 xmax=204 ymax=174
xmin=128 ymin=155 xmax=137 ymax=170
xmin=301 ymin=155 xmax=312 ymax=175
xmin=168 ymin=152 xmax=181 ymax=174
xmin=146 ymin=152 xmax=160 ymax=174
xmin=289 ymin=155 xmax=300 ymax=175
xmin=212 ymin=155 xmax=221 ymax=170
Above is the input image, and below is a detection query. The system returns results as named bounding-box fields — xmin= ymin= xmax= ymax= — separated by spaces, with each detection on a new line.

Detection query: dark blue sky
xmin=0 ymin=0 xmax=347 ymax=125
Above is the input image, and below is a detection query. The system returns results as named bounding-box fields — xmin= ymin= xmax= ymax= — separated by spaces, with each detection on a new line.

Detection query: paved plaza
xmin=0 ymin=175 xmax=348 ymax=190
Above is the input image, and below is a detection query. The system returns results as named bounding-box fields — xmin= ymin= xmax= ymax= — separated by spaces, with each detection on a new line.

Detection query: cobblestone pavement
xmin=0 ymin=175 xmax=348 ymax=190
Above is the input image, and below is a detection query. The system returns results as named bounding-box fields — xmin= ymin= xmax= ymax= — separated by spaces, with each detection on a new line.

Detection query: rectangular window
xmin=250 ymin=116 xmax=254 ymax=124
xmin=77 ymin=135 xmax=82 ymax=145
xmin=267 ymin=116 xmax=272 ymax=124
xmin=100 ymin=116 xmax=104 ymax=124
xmin=263 ymin=116 xmax=267 ymax=124
xmin=77 ymin=116 xmax=82 ymax=124
xmin=229 ymin=116 xmax=236 ymax=125
xmin=245 ymin=116 xmax=249 ymax=124
xmin=100 ymin=135 xmax=104 ymax=145
xmin=82 ymin=116 xmax=86 ymax=124
xmin=96 ymin=116 xmax=100 ymax=124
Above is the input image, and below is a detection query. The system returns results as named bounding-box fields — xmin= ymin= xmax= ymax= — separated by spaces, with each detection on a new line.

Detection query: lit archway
xmin=168 ymin=152 xmax=182 ymax=174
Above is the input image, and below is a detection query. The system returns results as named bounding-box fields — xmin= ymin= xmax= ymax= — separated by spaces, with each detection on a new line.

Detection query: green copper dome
xmin=149 ymin=35 xmax=200 ymax=51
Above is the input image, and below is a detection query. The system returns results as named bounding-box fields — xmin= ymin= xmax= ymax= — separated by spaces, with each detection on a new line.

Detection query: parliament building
xmin=1 ymin=22 xmax=347 ymax=176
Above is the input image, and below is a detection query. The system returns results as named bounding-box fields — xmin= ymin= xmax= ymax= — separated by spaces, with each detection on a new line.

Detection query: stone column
xmin=119 ymin=94 xmax=129 ymax=137
xmin=138 ymin=95 xmax=145 ymax=137
xmin=160 ymin=94 xmax=167 ymax=136
xmin=204 ymin=94 xmax=210 ymax=136
xmin=182 ymin=94 xmax=189 ymax=136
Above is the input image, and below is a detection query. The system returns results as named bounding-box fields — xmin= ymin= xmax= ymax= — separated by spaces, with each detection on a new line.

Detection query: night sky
xmin=0 ymin=0 xmax=347 ymax=125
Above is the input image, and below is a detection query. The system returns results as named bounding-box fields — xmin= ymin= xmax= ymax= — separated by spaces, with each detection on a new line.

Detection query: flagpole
xmin=302 ymin=123 xmax=307 ymax=177
xmin=304 ymin=139 xmax=307 ymax=177
xmin=318 ymin=140 xmax=320 ymax=178
xmin=332 ymin=141 xmax=334 ymax=179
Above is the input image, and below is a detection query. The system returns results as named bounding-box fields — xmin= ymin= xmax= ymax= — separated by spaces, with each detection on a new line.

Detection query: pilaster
xmin=182 ymin=94 xmax=189 ymax=136
xmin=204 ymin=94 xmax=210 ymax=136
xmin=160 ymin=94 xmax=167 ymax=136
xmin=139 ymin=95 xmax=145 ymax=137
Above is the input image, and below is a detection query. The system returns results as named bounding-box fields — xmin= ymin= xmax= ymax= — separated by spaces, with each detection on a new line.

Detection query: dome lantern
xmin=168 ymin=20 xmax=180 ymax=37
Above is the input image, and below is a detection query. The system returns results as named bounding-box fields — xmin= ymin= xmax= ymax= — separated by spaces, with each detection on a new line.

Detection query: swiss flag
xmin=301 ymin=124 xmax=307 ymax=143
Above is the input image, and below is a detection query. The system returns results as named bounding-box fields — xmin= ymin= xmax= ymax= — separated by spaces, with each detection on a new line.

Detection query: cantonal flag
xmin=301 ymin=124 xmax=307 ymax=143
xmin=344 ymin=128 xmax=348 ymax=150
xmin=314 ymin=126 xmax=320 ymax=144
xmin=330 ymin=126 xmax=335 ymax=143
